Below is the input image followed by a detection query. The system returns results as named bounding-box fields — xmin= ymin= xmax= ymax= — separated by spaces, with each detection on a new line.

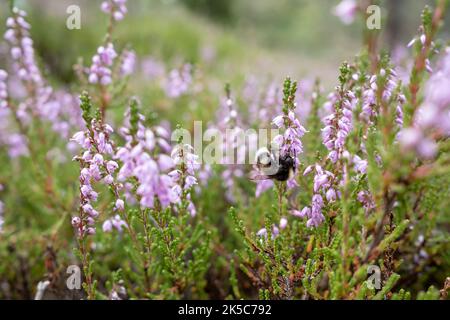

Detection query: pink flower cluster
xmin=170 ymin=143 xmax=200 ymax=216
xmin=120 ymin=50 xmax=136 ymax=77
xmin=272 ymin=109 xmax=307 ymax=168
xmin=0 ymin=70 xmax=8 ymax=109
xmin=0 ymin=69 xmax=29 ymax=158
xmin=115 ymin=111 xmax=177 ymax=209
xmin=256 ymin=217 xmax=288 ymax=240
xmin=2 ymin=8 xmax=84 ymax=150
xmin=298 ymin=164 xmax=337 ymax=227
xmin=88 ymin=43 xmax=118 ymax=85
xmin=103 ymin=214 xmax=127 ymax=233
xmin=218 ymin=96 xmax=246 ymax=202
xmin=4 ymin=8 xmax=42 ymax=86
xmin=361 ymin=68 xmax=406 ymax=126
xmin=101 ymin=0 xmax=128 ymax=21
xmin=399 ymin=49 xmax=450 ymax=159
xmin=164 ymin=64 xmax=192 ymax=98
xmin=322 ymin=91 xmax=356 ymax=163
xmin=333 ymin=0 xmax=358 ymax=25
xmin=71 ymin=119 xmax=125 ymax=236
xmin=408 ymin=34 xmax=433 ymax=74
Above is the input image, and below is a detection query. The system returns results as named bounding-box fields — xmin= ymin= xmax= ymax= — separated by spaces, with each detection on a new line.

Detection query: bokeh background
xmin=1 ymin=0 xmax=449 ymax=300
xmin=0 ymin=0 xmax=443 ymax=92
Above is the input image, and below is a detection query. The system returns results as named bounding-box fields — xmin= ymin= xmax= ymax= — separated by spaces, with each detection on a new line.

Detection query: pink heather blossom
xmin=300 ymin=164 xmax=336 ymax=227
xmin=101 ymin=0 xmax=128 ymax=21
xmin=0 ymin=69 xmax=8 ymax=109
xmin=333 ymin=0 xmax=358 ymax=25
xmin=120 ymin=50 xmax=136 ymax=76
xmin=102 ymin=219 xmax=113 ymax=232
xmin=272 ymin=110 xmax=307 ymax=168
xmin=72 ymin=116 xmax=120 ymax=237
xmin=322 ymin=91 xmax=356 ymax=163
xmin=102 ymin=215 xmax=127 ymax=233
xmin=164 ymin=64 xmax=192 ymax=98
xmin=307 ymin=194 xmax=325 ymax=228
xmin=399 ymin=49 xmax=450 ymax=159
xmin=115 ymin=199 xmax=125 ymax=211
xmin=6 ymin=133 xmax=28 ymax=158
xmin=255 ymin=180 xmax=274 ymax=198
xmin=357 ymin=191 xmax=375 ymax=211
xmin=88 ymin=43 xmax=117 ymax=85
xmin=4 ymin=8 xmax=42 ymax=86
xmin=291 ymin=207 xmax=310 ymax=218
xmin=272 ymin=226 xmax=280 ymax=238
xmin=353 ymin=155 xmax=368 ymax=174
xmin=361 ymin=69 xmax=405 ymax=125
xmin=71 ymin=216 xmax=81 ymax=228
xmin=214 ymin=92 xmax=246 ymax=202
xmin=279 ymin=217 xmax=288 ymax=230
xmin=256 ymin=228 xmax=267 ymax=238
xmin=171 ymin=143 xmax=200 ymax=217
xmin=115 ymin=109 xmax=177 ymax=209
xmin=326 ymin=188 xmax=337 ymax=203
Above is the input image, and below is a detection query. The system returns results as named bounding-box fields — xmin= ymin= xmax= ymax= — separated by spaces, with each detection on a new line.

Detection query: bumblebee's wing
xmin=249 ymin=170 xmax=271 ymax=181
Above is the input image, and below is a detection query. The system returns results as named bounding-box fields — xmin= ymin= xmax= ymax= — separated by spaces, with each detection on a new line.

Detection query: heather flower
xmin=0 ymin=69 xmax=8 ymax=109
xmin=101 ymin=0 xmax=128 ymax=21
xmin=214 ymin=88 xmax=246 ymax=202
xmin=170 ymin=142 xmax=200 ymax=217
xmin=115 ymin=106 xmax=177 ymax=209
xmin=307 ymin=194 xmax=325 ymax=228
xmin=6 ymin=133 xmax=28 ymax=158
xmin=333 ymin=0 xmax=358 ymax=25
xmin=357 ymin=191 xmax=375 ymax=212
xmin=115 ymin=199 xmax=125 ymax=211
xmin=4 ymin=8 xmax=42 ymax=86
xmin=102 ymin=215 xmax=127 ymax=233
xmin=120 ymin=50 xmax=136 ymax=77
xmin=361 ymin=69 xmax=405 ymax=126
xmin=353 ymin=155 xmax=368 ymax=174
xmin=256 ymin=228 xmax=267 ymax=238
xmin=407 ymin=33 xmax=433 ymax=74
xmin=269 ymin=78 xmax=306 ymax=190
xmin=301 ymin=164 xmax=335 ymax=226
xmin=71 ymin=94 xmax=124 ymax=237
xmin=322 ymin=90 xmax=356 ymax=163
xmin=88 ymin=43 xmax=117 ymax=85
xmin=326 ymin=188 xmax=337 ymax=203
xmin=164 ymin=64 xmax=192 ymax=98
xmin=255 ymin=179 xmax=274 ymax=198
xmin=279 ymin=217 xmax=288 ymax=230
xmin=399 ymin=49 xmax=450 ymax=159
xmin=272 ymin=109 xmax=307 ymax=168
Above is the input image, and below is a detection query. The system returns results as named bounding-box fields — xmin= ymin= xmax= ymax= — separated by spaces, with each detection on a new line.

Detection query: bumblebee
xmin=250 ymin=148 xmax=295 ymax=182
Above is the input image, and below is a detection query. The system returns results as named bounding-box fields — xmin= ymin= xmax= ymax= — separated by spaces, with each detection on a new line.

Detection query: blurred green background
xmin=0 ymin=0 xmax=442 ymax=90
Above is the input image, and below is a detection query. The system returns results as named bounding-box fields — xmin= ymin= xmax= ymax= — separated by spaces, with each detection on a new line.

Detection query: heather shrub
xmin=0 ymin=0 xmax=449 ymax=300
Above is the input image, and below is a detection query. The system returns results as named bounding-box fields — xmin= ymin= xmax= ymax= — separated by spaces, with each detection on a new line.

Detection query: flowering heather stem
xmin=407 ymin=0 xmax=448 ymax=125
